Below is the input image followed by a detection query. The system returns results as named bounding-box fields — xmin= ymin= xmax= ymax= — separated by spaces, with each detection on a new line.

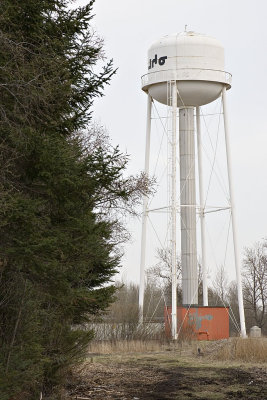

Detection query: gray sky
xmin=75 ymin=0 xmax=267 ymax=284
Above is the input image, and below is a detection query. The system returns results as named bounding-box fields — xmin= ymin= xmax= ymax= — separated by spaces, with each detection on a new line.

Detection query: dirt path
xmin=67 ymin=354 xmax=267 ymax=400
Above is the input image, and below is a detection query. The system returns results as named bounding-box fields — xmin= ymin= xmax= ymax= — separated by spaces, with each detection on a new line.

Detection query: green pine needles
xmin=0 ymin=1 xmax=149 ymax=398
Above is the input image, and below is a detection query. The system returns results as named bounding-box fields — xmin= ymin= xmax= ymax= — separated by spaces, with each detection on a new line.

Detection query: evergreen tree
xmin=0 ymin=1 xmax=148 ymax=398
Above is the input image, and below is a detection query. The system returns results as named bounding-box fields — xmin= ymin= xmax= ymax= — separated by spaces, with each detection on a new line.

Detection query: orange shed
xmin=164 ymin=306 xmax=229 ymax=340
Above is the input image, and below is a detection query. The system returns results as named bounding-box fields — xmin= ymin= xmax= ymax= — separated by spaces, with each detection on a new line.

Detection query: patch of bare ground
xmin=66 ymin=352 xmax=267 ymax=400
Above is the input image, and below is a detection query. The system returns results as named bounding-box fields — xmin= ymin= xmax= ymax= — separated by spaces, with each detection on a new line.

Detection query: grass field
xmin=66 ymin=338 xmax=267 ymax=399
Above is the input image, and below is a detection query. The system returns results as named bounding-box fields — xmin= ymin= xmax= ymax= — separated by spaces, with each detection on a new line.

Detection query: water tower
xmin=139 ymin=31 xmax=246 ymax=339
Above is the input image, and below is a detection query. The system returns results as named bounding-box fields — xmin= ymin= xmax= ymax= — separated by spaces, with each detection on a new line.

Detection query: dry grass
xmin=69 ymin=345 xmax=267 ymax=400
xmin=87 ymin=339 xmax=169 ymax=354
xmin=87 ymin=336 xmax=267 ymax=364
xmin=214 ymin=337 xmax=267 ymax=362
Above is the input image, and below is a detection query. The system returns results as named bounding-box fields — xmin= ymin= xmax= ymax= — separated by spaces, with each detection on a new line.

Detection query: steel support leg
xmin=171 ymin=83 xmax=177 ymax=339
xmin=222 ymin=87 xmax=246 ymax=338
xmin=139 ymin=94 xmax=152 ymax=323
xmin=196 ymin=107 xmax=208 ymax=306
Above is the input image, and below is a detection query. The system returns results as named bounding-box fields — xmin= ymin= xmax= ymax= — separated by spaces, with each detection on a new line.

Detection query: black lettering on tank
xmin=148 ymin=54 xmax=167 ymax=70
xmin=159 ymin=56 xmax=167 ymax=66
xmin=152 ymin=54 xmax=158 ymax=68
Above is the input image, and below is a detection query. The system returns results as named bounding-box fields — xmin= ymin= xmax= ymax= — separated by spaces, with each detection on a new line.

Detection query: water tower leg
xmin=196 ymin=107 xmax=208 ymax=306
xmin=179 ymin=107 xmax=198 ymax=306
xmin=139 ymin=94 xmax=152 ymax=324
xmin=171 ymin=82 xmax=177 ymax=340
xmin=221 ymin=87 xmax=247 ymax=338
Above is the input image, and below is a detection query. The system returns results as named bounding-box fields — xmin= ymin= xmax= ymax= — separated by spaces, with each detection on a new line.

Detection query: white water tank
xmin=141 ymin=31 xmax=231 ymax=106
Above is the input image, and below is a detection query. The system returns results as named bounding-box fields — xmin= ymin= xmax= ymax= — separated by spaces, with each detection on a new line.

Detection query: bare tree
xmin=146 ymin=248 xmax=207 ymax=306
xmin=146 ymin=247 xmax=184 ymax=307
xmin=243 ymin=241 xmax=267 ymax=328
xmin=146 ymin=248 xmax=182 ymax=287
xmin=212 ymin=265 xmax=229 ymax=305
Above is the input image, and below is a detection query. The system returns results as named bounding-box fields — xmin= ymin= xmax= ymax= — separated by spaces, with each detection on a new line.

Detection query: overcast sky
xmin=75 ymin=0 xmax=267 ymax=285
